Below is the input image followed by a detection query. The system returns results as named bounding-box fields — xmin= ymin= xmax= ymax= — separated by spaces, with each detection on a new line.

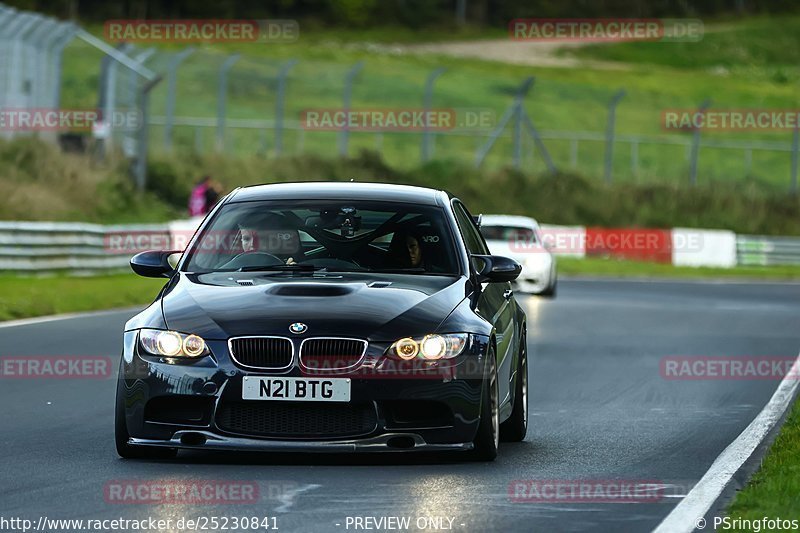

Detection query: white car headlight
xmin=139 ymin=329 xmax=210 ymax=359
xmin=525 ymin=254 xmax=551 ymax=269
xmin=388 ymin=334 xmax=469 ymax=360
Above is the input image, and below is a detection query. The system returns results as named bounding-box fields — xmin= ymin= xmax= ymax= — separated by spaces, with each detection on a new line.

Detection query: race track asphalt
xmin=1 ymin=279 xmax=798 ymax=533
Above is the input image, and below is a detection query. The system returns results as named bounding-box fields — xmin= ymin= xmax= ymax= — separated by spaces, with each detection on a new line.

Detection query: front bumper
xmin=118 ymin=332 xmax=490 ymax=453
xmin=515 ymin=262 xmax=553 ymax=293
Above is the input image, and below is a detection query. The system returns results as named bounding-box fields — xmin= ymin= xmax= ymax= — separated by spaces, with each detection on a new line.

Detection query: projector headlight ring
xmin=139 ymin=329 xmax=210 ymax=359
xmin=387 ymin=333 xmax=469 ymax=360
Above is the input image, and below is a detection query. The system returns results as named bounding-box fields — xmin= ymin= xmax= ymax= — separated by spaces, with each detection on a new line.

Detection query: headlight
xmin=525 ymin=254 xmax=550 ymax=269
xmin=387 ymin=334 xmax=469 ymax=360
xmin=139 ymin=329 xmax=210 ymax=359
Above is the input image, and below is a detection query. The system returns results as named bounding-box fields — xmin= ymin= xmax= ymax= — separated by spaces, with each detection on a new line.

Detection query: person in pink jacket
xmin=188 ymin=176 xmax=221 ymax=217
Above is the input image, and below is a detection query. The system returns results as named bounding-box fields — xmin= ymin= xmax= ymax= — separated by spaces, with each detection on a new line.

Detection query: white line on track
xmin=653 ymin=351 xmax=800 ymax=533
xmin=0 ymin=307 xmax=142 ymax=329
xmin=562 ymin=276 xmax=800 ymax=286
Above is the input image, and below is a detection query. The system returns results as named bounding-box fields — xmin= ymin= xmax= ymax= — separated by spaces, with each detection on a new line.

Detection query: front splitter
xmin=130 ymin=430 xmax=474 ymax=453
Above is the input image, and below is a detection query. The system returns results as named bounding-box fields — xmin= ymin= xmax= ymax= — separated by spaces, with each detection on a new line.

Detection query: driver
xmin=234 ymin=213 xmax=300 ymax=264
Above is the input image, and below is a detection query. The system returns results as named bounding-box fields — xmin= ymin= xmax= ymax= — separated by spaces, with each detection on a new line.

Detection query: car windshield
xmin=182 ymin=200 xmax=460 ymax=275
xmin=480 ymin=225 xmax=537 ymax=244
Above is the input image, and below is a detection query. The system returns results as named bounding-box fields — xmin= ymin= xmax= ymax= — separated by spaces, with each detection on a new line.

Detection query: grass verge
xmin=0 ymin=274 xmax=166 ymax=321
xmin=558 ymin=257 xmax=800 ymax=280
xmin=726 ymin=396 xmax=800 ymax=522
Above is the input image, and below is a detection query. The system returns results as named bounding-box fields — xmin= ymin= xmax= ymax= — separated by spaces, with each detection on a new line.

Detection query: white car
xmin=479 ymin=215 xmax=557 ymax=297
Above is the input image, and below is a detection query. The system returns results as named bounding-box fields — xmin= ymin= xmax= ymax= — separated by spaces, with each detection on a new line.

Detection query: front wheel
xmin=539 ymin=278 xmax=557 ymax=298
xmin=470 ymin=348 xmax=499 ymax=461
xmin=500 ymin=333 xmax=528 ymax=442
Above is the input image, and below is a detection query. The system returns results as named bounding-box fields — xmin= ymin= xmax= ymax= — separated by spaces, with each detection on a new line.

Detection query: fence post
xmin=603 ymin=89 xmax=625 ymax=184
xmin=98 ymin=42 xmax=132 ymax=158
xmin=5 ymin=14 xmax=38 ymax=118
xmin=570 ymin=138 xmax=578 ymax=168
xmin=30 ymin=19 xmax=59 ymax=109
xmin=274 ymin=59 xmax=298 ymax=156
xmin=475 ymin=77 xmax=533 ymax=168
xmin=689 ymin=98 xmax=711 ymax=186
xmin=216 ymin=53 xmax=240 ymax=153
xmin=743 ymin=147 xmax=752 ymax=176
xmin=521 ymin=112 xmax=557 ymax=174
xmin=514 ymin=78 xmax=534 ymax=169
xmin=48 ymin=24 xmax=76 ymax=109
xmin=123 ymin=47 xmax=155 ymax=162
xmin=135 ymin=75 xmax=163 ymax=192
xmin=339 ymin=61 xmax=364 ymax=157
xmin=164 ymin=46 xmax=195 ymax=151
xmin=792 ymin=124 xmax=799 ymax=194
xmin=421 ymin=67 xmax=446 ymax=162
xmin=513 ymin=99 xmax=523 ymax=168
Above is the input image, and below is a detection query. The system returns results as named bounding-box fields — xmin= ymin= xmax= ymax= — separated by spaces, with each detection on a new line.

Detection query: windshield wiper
xmin=367 ymin=267 xmax=427 ymax=274
xmin=238 ymin=264 xmax=323 ymax=272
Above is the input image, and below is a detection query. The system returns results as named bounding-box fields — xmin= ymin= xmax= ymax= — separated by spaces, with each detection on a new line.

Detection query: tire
xmin=115 ymin=374 xmax=177 ymax=460
xmin=500 ymin=333 xmax=528 ymax=442
xmin=471 ymin=347 xmax=499 ymax=461
xmin=539 ymin=278 xmax=557 ymax=298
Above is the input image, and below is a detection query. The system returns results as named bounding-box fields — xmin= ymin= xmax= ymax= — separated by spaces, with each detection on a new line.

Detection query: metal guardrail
xmin=736 ymin=235 xmax=800 ymax=266
xmin=0 ymin=221 xmax=173 ymax=272
xmin=1 ymin=220 xmax=799 ymax=272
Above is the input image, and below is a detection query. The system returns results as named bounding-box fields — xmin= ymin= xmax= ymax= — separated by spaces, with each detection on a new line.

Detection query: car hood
xmin=160 ymin=272 xmax=467 ymax=340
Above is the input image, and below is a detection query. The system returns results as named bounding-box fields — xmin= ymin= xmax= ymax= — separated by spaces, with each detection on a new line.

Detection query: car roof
xmin=480 ymin=214 xmax=540 ymax=228
xmin=227 ymin=182 xmax=448 ymax=206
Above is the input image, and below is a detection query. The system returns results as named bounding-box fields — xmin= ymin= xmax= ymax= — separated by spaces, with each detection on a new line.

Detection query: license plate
xmin=242 ymin=376 xmax=351 ymax=402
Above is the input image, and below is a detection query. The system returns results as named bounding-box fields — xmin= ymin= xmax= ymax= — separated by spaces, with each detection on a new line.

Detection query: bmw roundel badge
xmin=289 ymin=322 xmax=308 ymax=334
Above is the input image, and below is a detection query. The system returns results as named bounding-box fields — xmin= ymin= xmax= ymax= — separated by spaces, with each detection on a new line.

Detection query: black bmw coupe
xmin=116 ymin=182 xmax=528 ymax=461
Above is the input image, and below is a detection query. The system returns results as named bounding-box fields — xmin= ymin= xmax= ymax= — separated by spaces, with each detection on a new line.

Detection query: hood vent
xmin=268 ymin=284 xmax=353 ymax=297
xmin=236 ymin=280 xmax=255 ymax=286
xmin=368 ymin=281 xmax=392 ymax=288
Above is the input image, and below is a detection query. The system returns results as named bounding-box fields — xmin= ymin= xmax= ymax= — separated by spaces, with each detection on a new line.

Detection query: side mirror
xmin=472 ymin=254 xmax=522 ymax=283
xmin=130 ymin=250 xmax=181 ymax=278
